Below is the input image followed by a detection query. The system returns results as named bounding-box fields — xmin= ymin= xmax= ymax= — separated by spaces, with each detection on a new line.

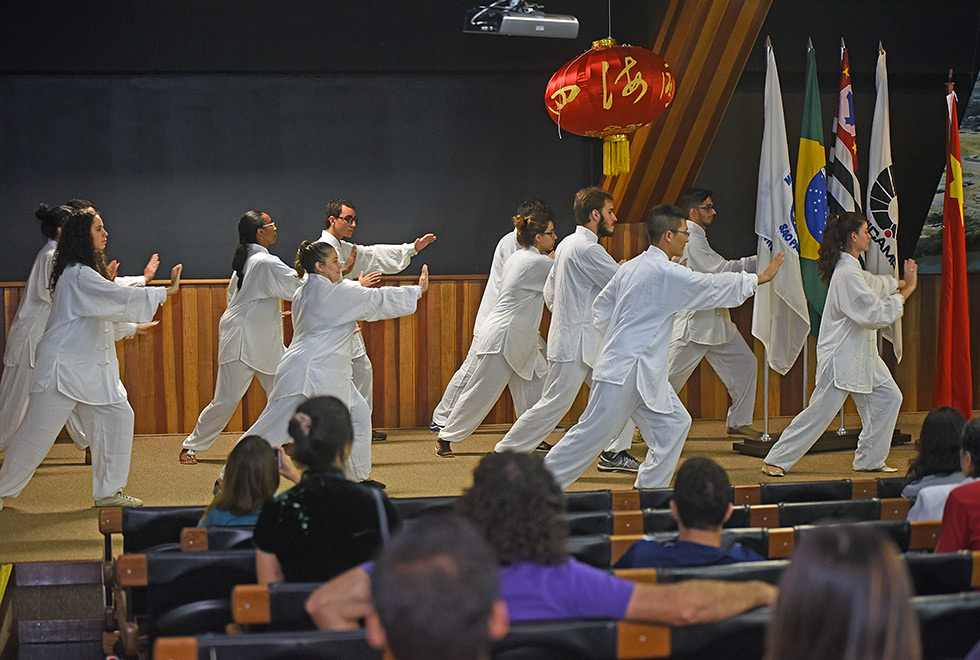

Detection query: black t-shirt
xmin=253 ymin=466 xmax=400 ymax=582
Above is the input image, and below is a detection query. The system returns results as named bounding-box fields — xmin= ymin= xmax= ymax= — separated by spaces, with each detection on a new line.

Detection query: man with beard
xmin=494 ymin=187 xmax=638 ymax=473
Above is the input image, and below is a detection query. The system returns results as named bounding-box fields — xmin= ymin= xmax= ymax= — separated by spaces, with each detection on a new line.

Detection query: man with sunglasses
xmin=318 ymin=198 xmax=436 ymax=444
xmin=666 ymin=188 xmax=762 ymax=442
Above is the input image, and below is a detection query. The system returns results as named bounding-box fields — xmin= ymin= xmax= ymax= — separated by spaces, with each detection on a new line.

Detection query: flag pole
xmin=762 ymin=348 xmax=771 ymax=441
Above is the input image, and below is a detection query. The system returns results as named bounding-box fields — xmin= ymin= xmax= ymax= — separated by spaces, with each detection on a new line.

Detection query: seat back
xmin=776 ymin=498 xmax=880 ymax=527
xmin=758 ymin=479 xmax=853 ymax=504
xmin=122 ymin=506 xmax=207 ymax=554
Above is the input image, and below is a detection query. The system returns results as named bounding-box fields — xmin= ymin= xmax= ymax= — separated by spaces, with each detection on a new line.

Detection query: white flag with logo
xmin=865 ymin=45 xmax=902 ymax=362
xmin=752 ymin=41 xmax=810 ymax=375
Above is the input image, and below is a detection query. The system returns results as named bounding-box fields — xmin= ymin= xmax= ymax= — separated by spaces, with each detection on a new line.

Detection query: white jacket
xmin=475 ymin=247 xmax=552 ymax=380
xmin=592 ymin=246 xmax=758 ymax=413
xmin=816 ymin=253 xmax=904 ymax=394
xmin=217 ymin=244 xmax=300 ymax=374
xmin=544 ymin=226 xmax=618 ymax=366
xmin=3 ymin=241 xmax=57 ymax=368
xmin=31 ymin=264 xmax=167 ymax=405
xmin=672 ymin=222 xmax=757 ymax=346
xmin=267 ymin=274 xmax=421 ymax=408
xmin=473 ymin=229 xmax=520 ymax=340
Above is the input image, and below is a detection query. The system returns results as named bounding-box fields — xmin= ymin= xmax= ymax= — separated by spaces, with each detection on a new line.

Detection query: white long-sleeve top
xmin=318 ymin=229 xmax=419 ymax=359
xmin=544 ymin=226 xmax=619 ymax=366
xmin=671 ymin=222 xmax=757 ymax=346
xmin=473 ymin=229 xmax=520 ymax=340
xmin=3 ymin=240 xmax=57 ymax=368
xmin=474 ymin=247 xmax=552 ymax=380
xmin=592 ymin=246 xmax=758 ymax=413
xmin=31 ymin=264 xmax=167 ymax=405
xmin=816 ymin=252 xmax=904 ymax=393
xmin=217 ymin=244 xmax=300 ymax=375
xmin=266 ymin=274 xmax=422 ymax=408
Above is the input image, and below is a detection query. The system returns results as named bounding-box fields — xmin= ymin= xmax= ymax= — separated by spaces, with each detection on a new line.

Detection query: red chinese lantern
xmin=545 ymin=38 xmax=675 ymax=175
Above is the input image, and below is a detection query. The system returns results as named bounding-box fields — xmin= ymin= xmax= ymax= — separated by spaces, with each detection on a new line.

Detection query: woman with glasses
xmin=179 ymin=210 xmax=300 ymax=465
xmin=435 ymin=209 xmax=556 ymax=458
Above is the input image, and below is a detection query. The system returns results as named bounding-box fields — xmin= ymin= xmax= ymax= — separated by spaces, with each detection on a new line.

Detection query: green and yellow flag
xmin=795 ymin=43 xmax=829 ymax=337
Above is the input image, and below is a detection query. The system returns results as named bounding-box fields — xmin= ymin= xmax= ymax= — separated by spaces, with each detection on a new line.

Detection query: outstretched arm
xmin=626 ymin=579 xmax=777 ymax=627
xmin=414 ymin=233 xmax=437 ymax=252
xmin=306 ymin=567 xmax=374 ymax=631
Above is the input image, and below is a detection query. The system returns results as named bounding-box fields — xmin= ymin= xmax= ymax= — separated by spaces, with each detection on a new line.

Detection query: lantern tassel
xmin=603 ymin=135 xmax=630 ymax=176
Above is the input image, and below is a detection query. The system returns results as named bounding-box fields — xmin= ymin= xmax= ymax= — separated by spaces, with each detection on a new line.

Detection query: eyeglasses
xmin=542 ymin=231 xmax=557 ymax=236
xmin=260 ymin=222 xmax=276 ymax=229
xmin=337 ymin=215 xmax=357 ymax=225
xmin=698 ymin=204 xmax=715 ymax=211
xmin=671 ymin=229 xmax=690 ymax=236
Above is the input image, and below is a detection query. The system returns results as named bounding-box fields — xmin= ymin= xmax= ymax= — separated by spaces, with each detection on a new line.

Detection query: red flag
xmin=934 ymin=91 xmax=973 ymax=418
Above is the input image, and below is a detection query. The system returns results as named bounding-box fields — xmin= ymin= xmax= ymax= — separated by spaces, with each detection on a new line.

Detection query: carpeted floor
xmin=0 ymin=412 xmax=927 ymax=564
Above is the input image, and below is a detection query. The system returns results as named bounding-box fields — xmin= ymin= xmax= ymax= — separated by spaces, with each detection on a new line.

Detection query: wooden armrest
xmin=614 ymin=511 xmax=645 ymax=535
xmin=611 ymin=490 xmax=641 ymax=511
xmin=232 ymin=584 xmax=271 ymax=625
xmin=114 ymin=554 xmax=147 ymax=587
xmin=614 ymin=568 xmax=659 ymax=584
xmin=880 ymin=497 xmax=911 ymax=520
xmin=99 ymin=508 xmax=123 ymax=534
xmin=908 ymin=520 xmax=942 ymax=551
xmin=972 ymin=551 xmax=980 ymax=589
xmin=749 ymin=504 xmax=779 ymax=528
xmin=154 ymin=637 xmax=198 ymax=660
xmin=767 ymin=527 xmax=795 ymax=559
xmin=851 ymin=478 xmax=877 ymax=499
xmin=618 ymin=621 xmax=670 ymax=659
xmin=733 ymin=484 xmax=760 ymax=506
xmin=181 ymin=527 xmax=209 ymax=552
xmin=610 ymin=535 xmax=645 ymax=566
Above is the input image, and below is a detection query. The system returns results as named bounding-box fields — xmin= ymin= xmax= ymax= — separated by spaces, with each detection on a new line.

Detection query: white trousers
xmin=183 ymin=359 xmax=275 ymax=452
xmin=0 ymin=359 xmax=87 ymax=452
xmin=0 ymin=385 xmax=134 ymax=500
xmin=667 ymin=332 xmax=757 ymax=429
xmin=431 ymin=342 xmax=480 ymax=429
xmin=241 ymin=389 xmax=373 ymax=482
xmin=438 ymin=352 xmax=543 ymax=444
xmin=544 ymin=367 xmax=692 ymax=490
xmin=494 ymin=358 xmax=634 ymax=454
xmin=352 ymin=353 xmax=374 ymax=415
xmin=763 ymin=363 xmax=902 ymax=473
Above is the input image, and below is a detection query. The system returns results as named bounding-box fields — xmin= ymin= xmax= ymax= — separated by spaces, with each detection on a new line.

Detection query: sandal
xmin=762 ymin=463 xmax=785 ymax=477
xmin=179 ymin=448 xmax=197 ymax=465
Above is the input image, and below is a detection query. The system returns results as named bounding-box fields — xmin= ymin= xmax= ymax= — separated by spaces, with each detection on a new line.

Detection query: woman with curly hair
xmin=178 ymin=210 xmax=299 ymax=465
xmin=0 ymin=208 xmax=181 ymax=510
xmin=902 ymin=406 xmax=967 ymax=500
xmin=765 ymin=524 xmax=920 ymax=660
xmin=239 ymin=241 xmax=428 ymax=485
xmin=763 ymin=213 xmax=918 ymax=477
xmin=305 ymin=451 xmax=776 ymax=629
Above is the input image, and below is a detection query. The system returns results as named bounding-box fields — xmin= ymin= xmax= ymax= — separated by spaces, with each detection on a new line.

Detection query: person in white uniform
xmin=667 ymin=189 xmax=761 ymax=440
xmin=1 ymin=203 xmax=158 ymax=456
xmin=434 ymin=209 xmax=556 ymax=458
xmin=544 ymin=204 xmax=783 ymax=489
xmin=762 ymin=212 xmax=917 ymax=477
xmin=240 ymin=241 xmax=428 ymax=485
xmin=0 ymin=208 xmax=181 ymax=510
xmin=430 ymin=198 xmax=550 ymax=433
xmin=178 ymin=211 xmax=300 ymax=464
xmin=494 ymin=187 xmax=638 ymax=472
xmin=317 ymin=198 xmax=436 ymax=442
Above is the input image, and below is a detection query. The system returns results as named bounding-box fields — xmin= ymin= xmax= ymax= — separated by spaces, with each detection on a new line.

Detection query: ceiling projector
xmin=464 ymin=1 xmax=580 ymax=39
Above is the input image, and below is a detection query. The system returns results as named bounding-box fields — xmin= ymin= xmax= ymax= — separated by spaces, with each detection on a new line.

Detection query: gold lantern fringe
xmin=603 ymin=134 xmax=630 ymax=176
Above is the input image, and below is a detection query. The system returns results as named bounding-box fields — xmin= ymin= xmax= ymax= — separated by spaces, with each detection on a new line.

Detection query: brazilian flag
xmin=795 ymin=45 xmax=828 ymax=338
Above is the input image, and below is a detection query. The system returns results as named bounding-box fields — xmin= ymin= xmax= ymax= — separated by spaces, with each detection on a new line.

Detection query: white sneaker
xmin=0 ymin=496 xmax=4 ymax=511
xmin=94 ymin=491 xmax=143 ymax=508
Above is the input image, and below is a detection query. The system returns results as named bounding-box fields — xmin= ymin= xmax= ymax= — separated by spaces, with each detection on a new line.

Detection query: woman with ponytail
xmin=763 ymin=212 xmax=918 ymax=477
xmin=239 ymin=241 xmax=428 ymax=487
xmin=179 ymin=211 xmax=299 ymax=465
xmin=0 ymin=205 xmax=90 ymax=453
xmin=0 ymin=208 xmax=181 ymax=510
xmin=435 ymin=208 xmax=556 ymax=458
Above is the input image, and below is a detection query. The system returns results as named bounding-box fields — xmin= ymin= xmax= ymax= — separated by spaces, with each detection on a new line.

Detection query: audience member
xmin=764 ymin=524 xmax=920 ymax=660
xmin=615 ymin=457 xmax=764 ymax=568
xmin=935 ymin=418 xmax=980 ymax=552
xmin=199 ymin=435 xmax=282 ymax=527
xmin=908 ymin=417 xmax=979 ymax=523
xmin=902 ymin=406 xmax=966 ymax=500
xmin=305 ymin=452 xmax=776 ymax=629
xmin=366 ymin=514 xmax=508 ymax=660
xmin=253 ymin=396 xmax=400 ymax=583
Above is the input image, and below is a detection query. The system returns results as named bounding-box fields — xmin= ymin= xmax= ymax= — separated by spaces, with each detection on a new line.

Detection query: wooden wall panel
xmin=0 ymin=273 xmax=972 ymax=435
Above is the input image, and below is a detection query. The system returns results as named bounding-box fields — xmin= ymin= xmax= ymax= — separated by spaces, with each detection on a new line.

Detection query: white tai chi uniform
xmin=0 ymin=264 xmax=166 ymax=501
xmin=182 ymin=245 xmax=299 ymax=453
xmin=318 ymin=230 xmax=419 ymax=415
xmin=431 ymin=229 xmax=520 ymax=430
xmin=544 ymin=246 xmax=759 ymax=489
xmin=763 ymin=253 xmax=905 ymax=473
xmin=241 ymin=274 xmax=421 ymax=481
xmin=495 ymin=226 xmax=634 ymax=454
xmin=667 ymin=222 xmax=758 ymax=429
xmin=438 ymin=247 xmax=550 ymax=445
xmin=0 ymin=241 xmax=144 ymax=452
